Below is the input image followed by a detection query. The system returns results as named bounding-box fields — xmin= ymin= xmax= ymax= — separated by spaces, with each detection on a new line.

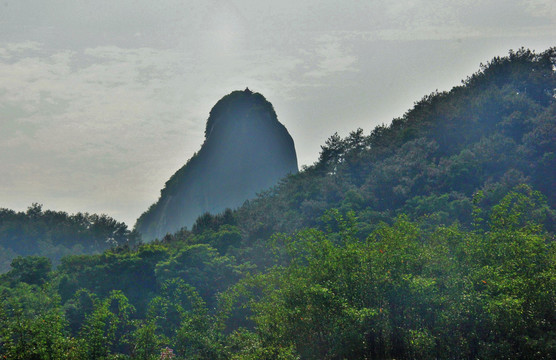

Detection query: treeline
xmin=0 ymin=204 xmax=136 ymax=273
xmin=0 ymin=188 xmax=554 ymax=359
xmin=233 ymin=48 xmax=556 ymax=241
xmin=0 ymin=48 xmax=555 ymax=359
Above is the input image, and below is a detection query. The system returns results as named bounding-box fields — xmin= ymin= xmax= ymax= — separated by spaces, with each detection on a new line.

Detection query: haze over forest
xmin=0 ymin=47 xmax=554 ymax=359
xmin=1 ymin=4 xmax=556 ymax=357
xmin=1 ymin=0 xmax=556 ymax=225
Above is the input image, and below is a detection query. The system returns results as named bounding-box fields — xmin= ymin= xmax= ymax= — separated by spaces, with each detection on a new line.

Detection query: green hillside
xmin=0 ymin=48 xmax=554 ymax=359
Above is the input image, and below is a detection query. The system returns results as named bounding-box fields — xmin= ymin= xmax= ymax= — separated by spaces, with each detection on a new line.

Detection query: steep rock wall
xmin=135 ymin=89 xmax=298 ymax=240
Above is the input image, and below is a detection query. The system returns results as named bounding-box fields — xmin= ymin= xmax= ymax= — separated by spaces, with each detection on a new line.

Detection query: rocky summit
xmin=135 ymin=89 xmax=298 ymax=240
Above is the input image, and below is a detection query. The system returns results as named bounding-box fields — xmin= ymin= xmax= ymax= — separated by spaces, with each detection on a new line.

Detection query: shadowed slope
xmin=135 ymin=89 xmax=298 ymax=240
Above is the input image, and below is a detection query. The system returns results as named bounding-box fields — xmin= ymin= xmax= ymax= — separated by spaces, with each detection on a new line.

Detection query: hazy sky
xmin=1 ymin=0 xmax=555 ymax=226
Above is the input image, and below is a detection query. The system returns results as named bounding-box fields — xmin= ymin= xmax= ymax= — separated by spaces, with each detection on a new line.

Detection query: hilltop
xmin=135 ymin=89 xmax=298 ymax=240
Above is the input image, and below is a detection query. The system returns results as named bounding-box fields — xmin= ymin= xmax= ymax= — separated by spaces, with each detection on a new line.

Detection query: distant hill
xmin=135 ymin=89 xmax=298 ymax=240
xmin=0 ymin=204 xmax=132 ymax=273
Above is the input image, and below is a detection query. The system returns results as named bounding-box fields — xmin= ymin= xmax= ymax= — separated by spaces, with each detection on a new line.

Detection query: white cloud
xmin=0 ymin=43 xmax=198 ymax=221
xmin=304 ymin=34 xmax=359 ymax=79
xmin=0 ymin=39 xmax=320 ymax=223
xmin=0 ymin=41 xmax=42 ymax=60
xmin=524 ymin=0 xmax=556 ymax=17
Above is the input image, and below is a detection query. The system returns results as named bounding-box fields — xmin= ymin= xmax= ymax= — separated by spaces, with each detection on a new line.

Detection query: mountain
xmin=1 ymin=48 xmax=554 ymax=360
xmin=135 ymin=89 xmax=298 ymax=240
xmin=230 ymin=48 xmax=556 ymax=239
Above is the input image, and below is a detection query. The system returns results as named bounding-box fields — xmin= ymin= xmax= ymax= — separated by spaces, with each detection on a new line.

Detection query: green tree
xmin=0 ymin=284 xmax=81 ymax=360
xmin=7 ymin=256 xmax=52 ymax=285
xmin=129 ymin=320 xmax=161 ymax=360
xmin=80 ymin=290 xmax=135 ymax=359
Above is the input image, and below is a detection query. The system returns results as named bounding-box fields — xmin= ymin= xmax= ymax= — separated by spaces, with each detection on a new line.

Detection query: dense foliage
xmin=233 ymin=48 xmax=556 ymax=240
xmin=0 ymin=204 xmax=135 ymax=273
xmin=0 ymin=48 xmax=555 ymax=359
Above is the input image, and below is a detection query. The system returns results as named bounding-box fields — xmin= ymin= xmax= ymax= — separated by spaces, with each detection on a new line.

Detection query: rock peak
xmin=135 ymin=90 xmax=298 ymax=240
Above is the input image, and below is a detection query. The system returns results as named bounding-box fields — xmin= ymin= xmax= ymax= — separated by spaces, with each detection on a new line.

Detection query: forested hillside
xmin=231 ymin=48 xmax=556 ymax=239
xmin=0 ymin=204 xmax=135 ymax=273
xmin=0 ymin=48 xmax=554 ymax=359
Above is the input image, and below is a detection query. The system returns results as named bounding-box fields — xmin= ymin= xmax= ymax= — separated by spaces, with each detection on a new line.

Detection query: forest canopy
xmin=0 ymin=203 xmax=135 ymax=273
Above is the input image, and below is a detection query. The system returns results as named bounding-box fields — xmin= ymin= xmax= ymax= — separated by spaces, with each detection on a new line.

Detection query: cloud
xmin=0 ymin=41 xmax=42 ymax=60
xmin=0 ymin=39 xmax=320 ymax=223
xmin=335 ymin=0 xmax=556 ymax=41
xmin=303 ymin=34 xmax=359 ymax=79
xmin=0 ymin=43 xmax=199 ymax=221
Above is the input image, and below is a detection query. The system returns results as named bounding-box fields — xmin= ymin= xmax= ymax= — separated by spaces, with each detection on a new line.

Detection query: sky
xmin=1 ymin=0 xmax=555 ymax=226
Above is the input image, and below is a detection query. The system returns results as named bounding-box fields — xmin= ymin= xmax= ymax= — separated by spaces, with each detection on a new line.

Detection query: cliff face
xmin=135 ymin=89 xmax=298 ymax=240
